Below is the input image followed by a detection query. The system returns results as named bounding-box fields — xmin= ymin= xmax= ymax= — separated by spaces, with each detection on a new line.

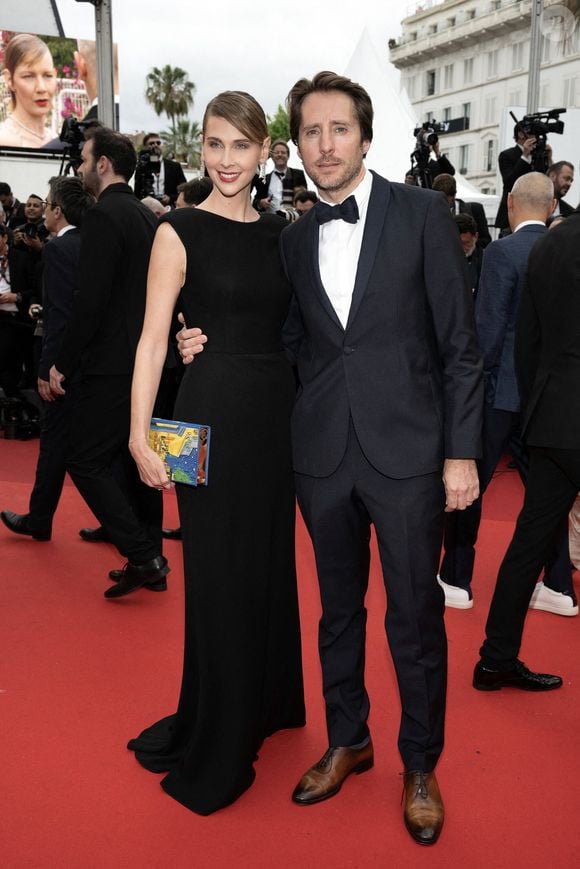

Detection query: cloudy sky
xmin=54 ymin=0 xmax=411 ymax=134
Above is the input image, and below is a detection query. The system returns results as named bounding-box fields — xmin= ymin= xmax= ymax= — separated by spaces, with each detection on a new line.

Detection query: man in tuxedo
xmin=141 ymin=133 xmax=186 ymax=206
xmin=0 ymin=183 xmax=26 ymax=229
xmin=1 ymin=176 xmax=95 ymax=540
xmin=49 ymin=127 xmax=169 ymax=598
xmin=473 ymin=209 xmax=580 ymax=691
xmin=432 ymin=173 xmax=491 ymax=248
xmin=177 ymin=71 xmax=483 ymax=844
xmin=547 ymin=160 xmax=575 ymax=217
xmin=454 ymin=213 xmax=483 ymax=297
xmin=495 ymin=121 xmax=537 ymax=230
xmin=439 ymin=173 xmax=575 ymax=616
xmin=254 ymin=139 xmax=307 ymax=214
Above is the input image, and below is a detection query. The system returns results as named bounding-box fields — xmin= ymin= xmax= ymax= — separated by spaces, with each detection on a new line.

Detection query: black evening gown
xmin=127 ymin=208 xmax=305 ymax=815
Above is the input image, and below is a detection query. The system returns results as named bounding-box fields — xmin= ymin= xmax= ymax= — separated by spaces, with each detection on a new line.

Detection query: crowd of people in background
xmin=0 ymin=75 xmax=579 ymax=844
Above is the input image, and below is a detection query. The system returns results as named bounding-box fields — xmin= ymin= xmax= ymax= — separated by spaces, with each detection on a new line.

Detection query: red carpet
xmin=1 ymin=441 xmax=579 ymax=868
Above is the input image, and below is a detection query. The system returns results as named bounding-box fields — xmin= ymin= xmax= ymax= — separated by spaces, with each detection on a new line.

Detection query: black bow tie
xmin=314 ymin=195 xmax=359 ymax=225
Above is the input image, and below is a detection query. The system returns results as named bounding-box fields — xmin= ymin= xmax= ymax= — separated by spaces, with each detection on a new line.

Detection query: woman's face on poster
xmin=4 ymin=50 xmax=57 ymax=119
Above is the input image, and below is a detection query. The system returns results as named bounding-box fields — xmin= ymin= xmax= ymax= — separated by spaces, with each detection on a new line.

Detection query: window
xmin=511 ymin=42 xmax=524 ymax=70
xmin=487 ymin=49 xmax=499 ymax=78
xmin=464 ymin=57 xmax=474 ymax=84
xmin=428 ymin=24 xmax=438 ymax=35
xmin=485 ymin=139 xmax=497 ymax=172
xmin=540 ymin=82 xmax=551 ymax=107
xmin=406 ymin=75 xmax=416 ymax=100
xmin=484 ymin=96 xmax=497 ymax=125
xmin=410 ymin=31 xmax=418 ymax=41
xmin=508 ymin=90 xmax=522 ymax=106
xmin=462 ymin=102 xmax=471 ymax=130
xmin=426 ymin=69 xmax=437 ymax=96
xmin=563 ymin=77 xmax=577 ymax=107
xmin=425 ymin=111 xmax=434 ymax=123
xmin=443 ymin=64 xmax=454 ymax=90
xmin=467 ymin=9 xmax=476 ymax=20
xmin=491 ymin=0 xmax=501 ymax=9
xmin=459 ymin=144 xmax=470 ymax=175
xmin=443 ymin=106 xmax=452 ymax=122
xmin=541 ymin=35 xmax=551 ymax=64
xmin=447 ymin=17 xmax=456 ymax=28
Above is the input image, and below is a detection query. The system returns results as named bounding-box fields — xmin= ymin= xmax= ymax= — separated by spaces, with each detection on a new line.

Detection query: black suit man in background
xmin=253 ymin=139 xmax=307 ymax=214
xmin=427 ymin=135 xmax=456 ymax=181
xmin=177 ymin=71 xmax=483 ymax=845
xmin=474 ymin=210 xmax=580 ymax=691
xmin=1 ymin=177 xmax=94 ymax=541
xmin=0 ymin=183 xmax=26 ymax=229
xmin=50 ymin=127 xmax=168 ymax=598
xmin=454 ymin=213 xmax=483 ymax=297
xmin=432 ymin=173 xmax=491 ymax=248
xmin=140 ymin=133 xmax=186 ymax=207
xmin=495 ymin=121 xmax=537 ymax=230
xmin=439 ymin=173 xmax=575 ymax=616
xmin=547 ymin=160 xmax=575 ymax=217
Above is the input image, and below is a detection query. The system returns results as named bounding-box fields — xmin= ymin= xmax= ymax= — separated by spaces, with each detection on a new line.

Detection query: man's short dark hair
xmin=293 ymin=189 xmax=318 ymax=206
xmin=0 ymin=182 xmax=12 ymax=197
xmin=513 ymin=121 xmax=527 ymax=140
xmin=143 ymin=132 xmax=160 ymax=146
xmin=548 ymin=160 xmax=574 ymax=177
xmin=48 ymin=176 xmax=94 ymax=228
xmin=432 ymin=173 xmax=457 ymax=198
xmin=85 ymin=126 xmax=137 ymax=182
xmin=287 ymin=71 xmax=373 ymax=146
xmin=454 ymin=213 xmax=478 ymax=235
xmin=177 ymin=177 xmax=213 ymax=206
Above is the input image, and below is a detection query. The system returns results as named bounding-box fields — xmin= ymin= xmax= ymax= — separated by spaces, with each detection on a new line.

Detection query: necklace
xmin=8 ymin=115 xmax=46 ymax=141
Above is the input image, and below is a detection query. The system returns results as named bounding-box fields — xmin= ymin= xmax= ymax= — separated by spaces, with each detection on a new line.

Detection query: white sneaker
xmin=528 ymin=581 xmax=578 ymax=617
xmin=437 ymin=575 xmax=473 ymax=609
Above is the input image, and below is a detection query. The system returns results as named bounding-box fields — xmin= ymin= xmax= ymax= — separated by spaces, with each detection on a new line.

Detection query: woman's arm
xmin=129 ymin=222 xmax=186 ymax=488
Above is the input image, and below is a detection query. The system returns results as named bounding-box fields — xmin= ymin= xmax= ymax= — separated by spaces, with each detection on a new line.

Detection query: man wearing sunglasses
xmin=140 ymin=133 xmax=186 ymax=207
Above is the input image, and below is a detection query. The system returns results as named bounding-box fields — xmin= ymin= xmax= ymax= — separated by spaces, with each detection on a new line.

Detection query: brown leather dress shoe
xmin=292 ymin=741 xmax=374 ymax=805
xmin=403 ymin=771 xmax=444 ymax=845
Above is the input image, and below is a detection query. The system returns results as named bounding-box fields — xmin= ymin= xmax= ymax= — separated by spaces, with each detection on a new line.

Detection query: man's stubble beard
xmin=307 ymin=156 xmax=364 ymax=196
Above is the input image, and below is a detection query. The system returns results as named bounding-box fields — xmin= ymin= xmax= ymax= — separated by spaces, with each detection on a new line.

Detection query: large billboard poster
xmin=0 ymin=30 xmax=119 ymax=152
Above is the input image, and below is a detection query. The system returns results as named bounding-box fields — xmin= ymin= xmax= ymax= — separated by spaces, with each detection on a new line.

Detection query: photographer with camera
xmin=135 ymin=133 xmax=186 ymax=205
xmin=428 ymin=134 xmax=455 ymax=181
xmin=1 ymin=176 xmax=95 ymax=541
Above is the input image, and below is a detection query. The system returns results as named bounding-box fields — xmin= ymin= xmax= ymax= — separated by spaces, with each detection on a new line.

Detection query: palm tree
xmin=145 ymin=65 xmax=196 ymax=137
xmin=161 ymin=119 xmax=202 ymax=168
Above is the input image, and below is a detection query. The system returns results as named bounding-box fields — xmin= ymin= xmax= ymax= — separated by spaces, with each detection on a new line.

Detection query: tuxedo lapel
xmin=346 ymin=172 xmax=389 ymax=330
xmin=306 ymin=214 xmax=344 ymax=331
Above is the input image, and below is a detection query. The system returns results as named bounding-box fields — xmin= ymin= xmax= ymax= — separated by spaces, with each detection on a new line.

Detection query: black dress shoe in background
xmin=1 ymin=511 xmax=51 ymax=541
xmin=473 ymin=659 xmax=563 ymax=692
xmin=108 ymin=565 xmax=167 ymax=592
xmin=79 ymin=526 xmax=110 ymax=543
xmin=104 ymin=555 xmax=169 ymax=598
xmin=162 ymin=527 xmax=182 ymax=540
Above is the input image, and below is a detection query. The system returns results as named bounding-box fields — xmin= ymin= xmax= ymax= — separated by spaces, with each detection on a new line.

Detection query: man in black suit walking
xmin=50 ymin=127 xmax=169 ymax=598
xmin=1 ymin=176 xmax=94 ymax=541
xmin=473 ymin=210 xmax=580 ymax=691
xmin=178 ymin=72 xmax=483 ymax=844
xmin=432 ymin=173 xmax=491 ymax=248
xmin=253 ymin=139 xmax=307 ymax=214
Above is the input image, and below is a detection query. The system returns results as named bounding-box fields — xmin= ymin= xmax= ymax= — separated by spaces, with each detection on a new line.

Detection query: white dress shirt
xmin=268 ymin=169 xmax=285 ymax=211
xmin=318 ymin=169 xmax=373 ymax=329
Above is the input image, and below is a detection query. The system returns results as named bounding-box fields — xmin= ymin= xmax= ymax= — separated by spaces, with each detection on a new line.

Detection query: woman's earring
xmin=258 ymin=162 xmax=266 ymax=182
xmin=199 ymin=155 xmax=206 ymax=176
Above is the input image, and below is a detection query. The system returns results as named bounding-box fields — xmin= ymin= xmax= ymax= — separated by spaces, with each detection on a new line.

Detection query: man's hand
xmin=431 ymin=140 xmax=441 ymax=158
xmin=522 ymin=136 xmax=537 ymax=158
xmin=443 ymin=459 xmax=479 ymax=512
xmin=37 ymin=377 xmax=54 ymax=402
xmin=176 ymin=312 xmax=207 ymax=364
xmin=49 ymin=364 xmax=66 ymax=396
xmin=258 ymin=196 xmax=272 ymax=211
xmin=0 ymin=292 xmax=17 ymax=305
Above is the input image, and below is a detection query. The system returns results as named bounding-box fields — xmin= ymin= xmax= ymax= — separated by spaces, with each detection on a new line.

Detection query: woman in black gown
xmin=128 ymin=92 xmax=305 ymax=815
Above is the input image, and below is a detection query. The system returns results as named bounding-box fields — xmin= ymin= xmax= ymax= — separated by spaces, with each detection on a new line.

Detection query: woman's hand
xmin=129 ymin=439 xmax=173 ymax=490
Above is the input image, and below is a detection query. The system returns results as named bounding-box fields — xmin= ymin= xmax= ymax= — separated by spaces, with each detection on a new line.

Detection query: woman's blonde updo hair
xmin=202 ymin=91 xmax=268 ymax=144
xmin=3 ymin=34 xmax=53 ymax=109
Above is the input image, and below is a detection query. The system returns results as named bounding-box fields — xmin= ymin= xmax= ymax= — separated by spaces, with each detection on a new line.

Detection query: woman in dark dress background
xmin=128 ymin=91 xmax=305 ymax=815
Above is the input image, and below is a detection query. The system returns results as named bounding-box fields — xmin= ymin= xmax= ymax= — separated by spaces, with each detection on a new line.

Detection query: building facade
xmin=389 ymin=0 xmax=580 ymax=193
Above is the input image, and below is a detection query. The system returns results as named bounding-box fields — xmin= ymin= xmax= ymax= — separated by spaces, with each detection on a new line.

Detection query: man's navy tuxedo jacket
xmin=280 ymin=172 xmax=483 ymax=479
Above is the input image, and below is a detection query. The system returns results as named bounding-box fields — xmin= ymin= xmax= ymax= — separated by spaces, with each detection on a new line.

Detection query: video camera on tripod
xmin=134 ymin=147 xmax=163 ymax=200
xmin=410 ymin=121 xmax=450 ymax=188
xmin=510 ymin=108 xmax=566 ymax=173
xmin=58 ymin=117 xmax=94 ymax=176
